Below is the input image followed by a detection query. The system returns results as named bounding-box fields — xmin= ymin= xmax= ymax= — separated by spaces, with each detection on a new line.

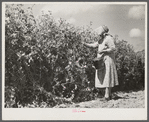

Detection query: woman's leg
xmin=104 ymin=87 xmax=110 ymax=98
xmin=109 ymin=87 xmax=112 ymax=98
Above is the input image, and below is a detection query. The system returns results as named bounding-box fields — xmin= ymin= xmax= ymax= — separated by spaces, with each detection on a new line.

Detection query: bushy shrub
xmin=114 ymin=38 xmax=145 ymax=91
xmin=5 ymin=4 xmax=145 ymax=107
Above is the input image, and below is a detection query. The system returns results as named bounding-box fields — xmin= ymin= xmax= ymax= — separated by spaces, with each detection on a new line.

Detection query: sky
xmin=24 ymin=3 xmax=146 ymax=52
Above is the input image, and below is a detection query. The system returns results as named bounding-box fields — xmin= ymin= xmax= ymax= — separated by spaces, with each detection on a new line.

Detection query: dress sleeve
xmin=104 ymin=36 xmax=116 ymax=53
xmin=85 ymin=41 xmax=98 ymax=48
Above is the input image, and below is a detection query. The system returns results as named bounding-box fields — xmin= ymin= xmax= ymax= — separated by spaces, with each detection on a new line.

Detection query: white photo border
xmin=2 ymin=1 xmax=148 ymax=120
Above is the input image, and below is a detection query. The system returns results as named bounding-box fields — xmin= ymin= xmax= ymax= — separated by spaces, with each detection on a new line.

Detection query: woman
xmin=82 ymin=25 xmax=118 ymax=101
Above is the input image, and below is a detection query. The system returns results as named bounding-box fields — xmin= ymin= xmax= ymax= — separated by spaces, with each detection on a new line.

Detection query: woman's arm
xmin=83 ymin=41 xmax=98 ymax=48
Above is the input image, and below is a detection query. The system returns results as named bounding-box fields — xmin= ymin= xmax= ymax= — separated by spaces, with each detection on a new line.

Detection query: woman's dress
xmin=95 ymin=35 xmax=119 ymax=88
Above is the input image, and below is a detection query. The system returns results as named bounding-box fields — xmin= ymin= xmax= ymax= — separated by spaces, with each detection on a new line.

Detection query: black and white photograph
xmin=2 ymin=2 xmax=147 ymax=120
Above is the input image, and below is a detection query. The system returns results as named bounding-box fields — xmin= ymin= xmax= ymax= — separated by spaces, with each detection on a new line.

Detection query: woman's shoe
xmin=105 ymin=97 xmax=111 ymax=101
xmin=100 ymin=97 xmax=111 ymax=101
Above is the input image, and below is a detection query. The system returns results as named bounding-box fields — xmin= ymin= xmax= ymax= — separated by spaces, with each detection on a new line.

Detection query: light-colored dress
xmin=95 ymin=35 xmax=119 ymax=88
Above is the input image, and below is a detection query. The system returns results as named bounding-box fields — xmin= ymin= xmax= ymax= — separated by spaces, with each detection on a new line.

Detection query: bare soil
xmin=54 ymin=90 xmax=145 ymax=108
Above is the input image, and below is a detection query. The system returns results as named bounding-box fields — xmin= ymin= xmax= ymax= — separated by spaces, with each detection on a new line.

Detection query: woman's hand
xmin=81 ymin=41 xmax=85 ymax=45
xmin=98 ymin=50 xmax=106 ymax=54
xmin=98 ymin=50 xmax=103 ymax=54
xmin=81 ymin=40 xmax=85 ymax=45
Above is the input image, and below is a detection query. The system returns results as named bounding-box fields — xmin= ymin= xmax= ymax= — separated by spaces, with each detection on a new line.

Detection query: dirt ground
xmin=54 ymin=90 xmax=145 ymax=108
